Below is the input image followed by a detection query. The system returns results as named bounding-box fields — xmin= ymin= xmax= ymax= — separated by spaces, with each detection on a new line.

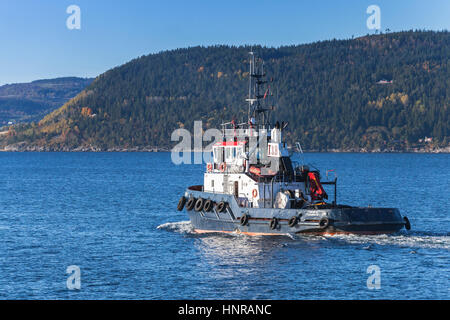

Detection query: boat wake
xmin=157 ymin=221 xmax=195 ymax=234
xmin=158 ymin=221 xmax=449 ymax=249
xmin=157 ymin=220 xmax=250 ymax=238
xmin=320 ymin=231 xmax=450 ymax=250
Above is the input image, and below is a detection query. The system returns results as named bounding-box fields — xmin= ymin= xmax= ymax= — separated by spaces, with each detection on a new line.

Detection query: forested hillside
xmin=1 ymin=31 xmax=448 ymax=151
xmin=0 ymin=77 xmax=93 ymax=125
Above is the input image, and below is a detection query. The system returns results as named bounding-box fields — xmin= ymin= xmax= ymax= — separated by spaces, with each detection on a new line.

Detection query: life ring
xmin=319 ymin=217 xmax=329 ymax=229
xmin=219 ymin=162 xmax=226 ymax=172
xmin=240 ymin=214 xmax=249 ymax=226
xmin=252 ymin=189 xmax=258 ymax=198
xmin=207 ymin=163 xmax=213 ymax=172
xmin=216 ymin=201 xmax=227 ymax=213
xmin=177 ymin=196 xmax=187 ymax=211
xmin=269 ymin=217 xmax=278 ymax=230
xmin=194 ymin=198 xmax=204 ymax=212
xmin=186 ymin=197 xmax=196 ymax=211
xmin=288 ymin=216 xmax=298 ymax=227
xmin=204 ymin=199 xmax=213 ymax=212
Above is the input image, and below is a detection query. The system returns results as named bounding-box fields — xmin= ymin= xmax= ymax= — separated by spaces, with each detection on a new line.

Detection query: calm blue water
xmin=0 ymin=152 xmax=448 ymax=299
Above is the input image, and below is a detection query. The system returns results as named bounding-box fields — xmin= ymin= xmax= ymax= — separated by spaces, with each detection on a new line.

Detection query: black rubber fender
xmin=288 ymin=216 xmax=298 ymax=227
xmin=186 ymin=197 xmax=196 ymax=211
xmin=319 ymin=217 xmax=329 ymax=229
xmin=240 ymin=214 xmax=249 ymax=226
xmin=194 ymin=198 xmax=204 ymax=212
xmin=177 ymin=196 xmax=187 ymax=211
xmin=216 ymin=201 xmax=227 ymax=213
xmin=269 ymin=217 xmax=278 ymax=230
xmin=403 ymin=216 xmax=411 ymax=230
xmin=204 ymin=199 xmax=213 ymax=212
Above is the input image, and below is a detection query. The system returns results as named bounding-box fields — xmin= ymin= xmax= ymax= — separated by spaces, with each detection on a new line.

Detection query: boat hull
xmin=183 ymin=189 xmax=406 ymax=236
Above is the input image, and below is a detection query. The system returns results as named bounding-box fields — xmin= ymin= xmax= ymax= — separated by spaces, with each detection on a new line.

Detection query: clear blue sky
xmin=0 ymin=0 xmax=448 ymax=85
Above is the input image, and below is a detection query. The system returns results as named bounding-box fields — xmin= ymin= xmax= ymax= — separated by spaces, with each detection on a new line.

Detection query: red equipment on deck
xmin=308 ymin=172 xmax=328 ymax=201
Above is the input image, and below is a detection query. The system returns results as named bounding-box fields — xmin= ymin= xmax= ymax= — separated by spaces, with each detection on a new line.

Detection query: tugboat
xmin=177 ymin=52 xmax=411 ymax=236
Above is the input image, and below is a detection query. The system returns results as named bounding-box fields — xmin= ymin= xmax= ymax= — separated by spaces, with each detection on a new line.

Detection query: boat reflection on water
xmin=191 ymin=231 xmax=328 ymax=278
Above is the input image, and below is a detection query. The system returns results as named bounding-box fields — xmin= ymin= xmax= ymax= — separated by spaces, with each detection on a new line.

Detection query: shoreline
xmin=1 ymin=146 xmax=449 ymax=154
xmin=1 ymin=140 xmax=449 ymax=153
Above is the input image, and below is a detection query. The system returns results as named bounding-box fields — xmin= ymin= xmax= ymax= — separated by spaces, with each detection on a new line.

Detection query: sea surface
xmin=0 ymin=152 xmax=448 ymax=299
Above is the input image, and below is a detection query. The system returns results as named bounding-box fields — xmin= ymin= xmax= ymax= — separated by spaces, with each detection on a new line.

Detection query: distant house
xmin=377 ymin=79 xmax=393 ymax=84
xmin=419 ymin=137 xmax=433 ymax=143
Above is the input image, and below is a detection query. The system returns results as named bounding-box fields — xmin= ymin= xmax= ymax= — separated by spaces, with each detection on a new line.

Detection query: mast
xmin=245 ymin=51 xmax=272 ymax=129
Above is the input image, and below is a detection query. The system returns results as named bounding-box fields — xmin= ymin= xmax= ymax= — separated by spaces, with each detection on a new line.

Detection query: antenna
xmin=246 ymin=51 xmax=256 ymax=120
xmin=244 ymin=51 xmax=272 ymax=128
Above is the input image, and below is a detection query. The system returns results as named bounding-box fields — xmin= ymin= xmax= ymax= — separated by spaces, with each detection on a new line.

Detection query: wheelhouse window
xmin=225 ymin=147 xmax=233 ymax=161
xmin=213 ymin=144 xmax=244 ymax=164
xmin=213 ymin=147 xmax=224 ymax=163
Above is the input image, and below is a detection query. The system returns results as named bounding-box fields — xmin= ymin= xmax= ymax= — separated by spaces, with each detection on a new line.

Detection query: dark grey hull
xmin=184 ymin=189 xmax=407 ymax=236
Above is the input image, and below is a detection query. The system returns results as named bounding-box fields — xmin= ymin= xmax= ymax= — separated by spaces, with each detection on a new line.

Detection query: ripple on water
xmin=322 ymin=232 xmax=450 ymax=250
xmin=158 ymin=221 xmax=450 ymax=250
xmin=0 ymin=152 xmax=449 ymax=299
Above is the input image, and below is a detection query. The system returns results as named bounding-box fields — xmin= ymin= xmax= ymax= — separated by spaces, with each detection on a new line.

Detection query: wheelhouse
xmin=212 ymin=141 xmax=246 ymax=167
